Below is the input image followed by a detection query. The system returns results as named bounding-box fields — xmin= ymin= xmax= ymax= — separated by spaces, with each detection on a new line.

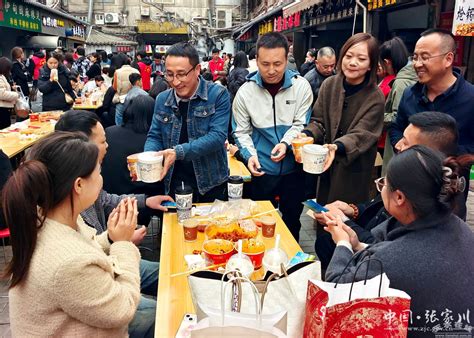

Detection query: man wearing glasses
xmin=144 ymin=43 xmax=231 ymax=201
xmin=314 ymin=111 xmax=461 ymax=271
xmin=389 ymin=29 xmax=474 ymax=157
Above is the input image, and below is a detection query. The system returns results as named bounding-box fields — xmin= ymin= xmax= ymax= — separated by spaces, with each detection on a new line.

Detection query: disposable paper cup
xmin=127 ymin=153 xmax=141 ymax=182
xmin=176 ymin=185 xmax=193 ymax=223
xmin=302 ymin=144 xmax=328 ymax=174
xmin=228 ymin=175 xmax=244 ymax=200
xmin=260 ymin=216 xmax=276 ymax=238
xmin=292 ymin=136 xmax=314 ymax=163
xmin=183 ymin=218 xmax=198 ymax=242
xmin=137 ymin=152 xmax=163 ymax=183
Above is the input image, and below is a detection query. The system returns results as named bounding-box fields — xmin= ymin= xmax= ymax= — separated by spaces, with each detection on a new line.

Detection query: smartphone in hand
xmin=302 ymin=199 xmax=329 ymax=213
xmin=161 ymin=201 xmax=177 ymax=209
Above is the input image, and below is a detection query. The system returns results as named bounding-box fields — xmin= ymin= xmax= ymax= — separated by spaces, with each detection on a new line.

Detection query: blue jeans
xmin=129 ymin=259 xmax=159 ymax=338
xmin=115 ymin=103 xmax=124 ymax=125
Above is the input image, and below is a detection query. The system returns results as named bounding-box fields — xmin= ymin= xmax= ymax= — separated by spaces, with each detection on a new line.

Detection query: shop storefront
xmin=369 ymin=0 xmax=432 ymax=52
xmin=136 ymin=21 xmax=189 ymax=53
xmin=86 ymin=29 xmax=137 ymax=54
xmin=65 ymin=22 xmax=86 ymax=49
xmin=283 ymin=0 xmax=364 ymax=64
xmin=0 ymin=0 xmax=41 ymax=56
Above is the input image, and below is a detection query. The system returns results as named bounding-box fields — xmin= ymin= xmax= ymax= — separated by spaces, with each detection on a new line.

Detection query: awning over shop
xmin=22 ymin=36 xmax=62 ymax=49
xmin=283 ymin=0 xmax=324 ymax=17
xmin=87 ymin=29 xmax=138 ymax=46
xmin=232 ymin=4 xmax=286 ymax=39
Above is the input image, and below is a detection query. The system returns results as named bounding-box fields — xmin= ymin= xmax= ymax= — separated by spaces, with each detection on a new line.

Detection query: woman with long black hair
xmin=324 ymin=146 xmax=474 ymax=336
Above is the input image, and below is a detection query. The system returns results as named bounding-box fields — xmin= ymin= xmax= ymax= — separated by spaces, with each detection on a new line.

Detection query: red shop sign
xmin=274 ymin=12 xmax=301 ymax=32
xmin=116 ymin=45 xmax=132 ymax=52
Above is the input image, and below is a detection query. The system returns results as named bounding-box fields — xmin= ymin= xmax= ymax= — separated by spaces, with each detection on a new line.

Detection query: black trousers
xmin=0 ymin=107 xmax=12 ymax=130
xmin=250 ymin=171 xmax=305 ymax=242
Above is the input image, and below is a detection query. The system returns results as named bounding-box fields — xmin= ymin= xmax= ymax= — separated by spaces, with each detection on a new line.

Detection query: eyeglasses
xmin=412 ymin=51 xmax=453 ymax=64
xmin=165 ymin=65 xmax=196 ymax=82
xmin=374 ymin=176 xmax=387 ymax=193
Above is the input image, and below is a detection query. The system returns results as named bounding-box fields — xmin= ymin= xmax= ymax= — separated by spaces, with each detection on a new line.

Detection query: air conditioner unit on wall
xmin=141 ymin=6 xmax=150 ymax=17
xmin=216 ymin=9 xmax=232 ymax=28
xmin=95 ymin=14 xmax=105 ymax=25
xmin=104 ymin=13 xmax=120 ymax=24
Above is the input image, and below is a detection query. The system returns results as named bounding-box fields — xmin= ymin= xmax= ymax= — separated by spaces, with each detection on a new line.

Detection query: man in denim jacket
xmin=145 ymin=43 xmax=231 ymax=201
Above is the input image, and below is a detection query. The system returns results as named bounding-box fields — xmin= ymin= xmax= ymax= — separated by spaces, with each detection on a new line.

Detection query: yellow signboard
xmin=137 ymin=21 xmax=188 ymax=34
xmin=258 ymin=21 xmax=273 ymax=35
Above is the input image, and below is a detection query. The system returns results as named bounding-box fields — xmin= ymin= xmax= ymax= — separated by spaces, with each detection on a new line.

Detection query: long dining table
xmin=0 ymin=118 xmax=57 ymax=159
xmin=154 ymin=200 xmax=302 ymax=337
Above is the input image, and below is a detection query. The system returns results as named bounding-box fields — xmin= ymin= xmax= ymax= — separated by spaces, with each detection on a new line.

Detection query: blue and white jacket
xmin=232 ymin=69 xmax=313 ymax=176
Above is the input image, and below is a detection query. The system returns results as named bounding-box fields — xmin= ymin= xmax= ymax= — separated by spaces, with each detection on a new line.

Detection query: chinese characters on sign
xmin=42 ymin=16 xmax=65 ymax=28
xmin=452 ymin=0 xmax=474 ymax=36
xmin=368 ymin=0 xmax=396 ymax=11
xmin=0 ymin=0 xmax=41 ymax=32
xmin=258 ymin=20 xmax=273 ymax=35
xmin=117 ymin=46 xmax=132 ymax=53
xmin=274 ymin=12 xmax=301 ymax=32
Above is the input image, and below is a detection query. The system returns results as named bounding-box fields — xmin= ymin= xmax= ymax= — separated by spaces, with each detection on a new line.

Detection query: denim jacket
xmin=144 ymin=76 xmax=230 ymax=195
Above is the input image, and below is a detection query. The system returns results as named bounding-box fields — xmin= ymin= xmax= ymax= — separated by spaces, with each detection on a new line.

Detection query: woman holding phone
xmin=3 ymin=132 xmax=141 ymax=336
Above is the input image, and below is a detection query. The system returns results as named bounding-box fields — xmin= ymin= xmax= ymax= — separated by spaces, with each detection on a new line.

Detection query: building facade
xmin=57 ymin=0 xmax=244 ymax=55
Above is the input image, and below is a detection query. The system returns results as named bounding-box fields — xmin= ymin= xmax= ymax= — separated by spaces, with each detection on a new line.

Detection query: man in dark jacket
xmin=314 ymin=111 xmax=460 ymax=270
xmin=0 ymin=149 xmax=12 ymax=230
xmin=299 ymin=48 xmax=316 ymax=76
xmin=389 ymin=29 xmax=474 ymax=156
xmin=303 ymin=47 xmax=336 ymax=105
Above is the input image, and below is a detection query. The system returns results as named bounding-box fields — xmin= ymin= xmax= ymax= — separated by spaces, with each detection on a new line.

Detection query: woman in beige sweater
xmin=0 ymin=57 xmax=19 ymax=129
xmin=2 ymin=132 xmax=141 ymax=337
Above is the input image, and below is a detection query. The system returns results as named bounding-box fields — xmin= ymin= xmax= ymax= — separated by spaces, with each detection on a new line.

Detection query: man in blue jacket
xmin=145 ymin=43 xmax=230 ymax=201
xmin=233 ymin=32 xmax=313 ymax=241
xmin=389 ymin=28 xmax=474 ymax=155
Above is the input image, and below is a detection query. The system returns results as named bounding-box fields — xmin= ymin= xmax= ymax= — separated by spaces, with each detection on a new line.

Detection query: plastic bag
xmin=14 ymin=86 xmax=30 ymax=119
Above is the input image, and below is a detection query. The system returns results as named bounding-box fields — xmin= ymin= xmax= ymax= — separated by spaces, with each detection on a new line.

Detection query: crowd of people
xmin=0 ymin=28 xmax=473 ymax=337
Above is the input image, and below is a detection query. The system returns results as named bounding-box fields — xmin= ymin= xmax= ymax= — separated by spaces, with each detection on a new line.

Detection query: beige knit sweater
xmin=9 ymin=217 xmax=141 ymax=337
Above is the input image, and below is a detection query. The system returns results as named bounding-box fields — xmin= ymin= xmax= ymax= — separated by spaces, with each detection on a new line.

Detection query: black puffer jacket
xmin=227 ymin=67 xmax=249 ymax=102
xmin=38 ymin=65 xmax=75 ymax=111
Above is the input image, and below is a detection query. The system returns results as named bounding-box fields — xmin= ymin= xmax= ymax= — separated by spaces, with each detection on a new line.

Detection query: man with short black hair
xmin=299 ymin=48 xmax=317 ymax=76
xmin=233 ymin=32 xmax=313 ymax=241
xmin=135 ymin=51 xmax=152 ymax=91
xmin=145 ymin=42 xmax=231 ymax=202
xmin=315 ymin=111 xmax=461 ymax=270
xmin=208 ymin=47 xmax=225 ymax=81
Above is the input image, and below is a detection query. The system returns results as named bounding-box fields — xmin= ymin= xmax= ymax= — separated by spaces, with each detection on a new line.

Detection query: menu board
xmin=452 ymin=0 xmax=474 ymax=36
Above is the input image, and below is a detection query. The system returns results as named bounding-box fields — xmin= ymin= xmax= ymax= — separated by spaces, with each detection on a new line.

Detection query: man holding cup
xmin=232 ymin=32 xmax=313 ymax=241
xmin=144 ymin=43 xmax=231 ymax=202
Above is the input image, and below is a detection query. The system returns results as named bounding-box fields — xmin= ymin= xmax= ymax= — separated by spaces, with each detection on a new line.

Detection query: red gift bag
xmin=303 ymin=258 xmax=411 ymax=337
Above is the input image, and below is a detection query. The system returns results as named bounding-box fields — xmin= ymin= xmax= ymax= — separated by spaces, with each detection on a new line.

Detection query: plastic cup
xmin=228 ymin=175 xmax=244 ymax=200
xmin=183 ymin=218 xmax=198 ymax=242
xmin=260 ymin=215 xmax=276 ymax=238
xmin=137 ymin=152 xmax=163 ymax=183
xmin=127 ymin=153 xmax=141 ymax=182
xmin=302 ymin=144 xmax=329 ymax=174
xmin=292 ymin=136 xmax=314 ymax=163
xmin=175 ymin=185 xmax=193 ymax=223
xmin=262 ymin=248 xmax=289 ymax=275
